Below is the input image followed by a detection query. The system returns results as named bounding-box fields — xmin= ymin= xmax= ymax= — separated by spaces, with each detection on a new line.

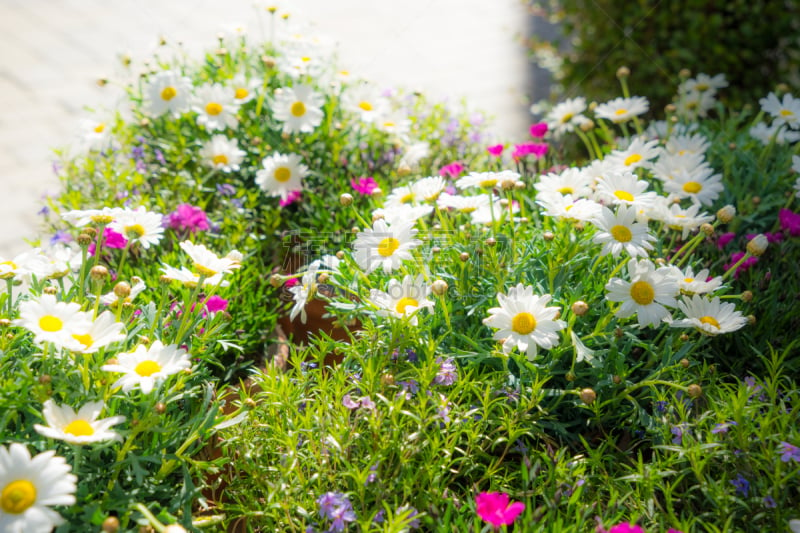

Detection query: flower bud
xmin=102 ymin=516 xmax=121 ymax=533
xmin=77 ymin=233 xmax=93 ymax=247
xmin=716 ymin=205 xmax=736 ymax=223
xmin=687 ymin=384 xmax=702 ymax=399
xmin=113 ymin=281 xmax=131 ymax=299
xmin=543 ymin=231 xmax=555 ymax=242
xmin=579 ymin=119 xmax=595 ymax=132
xmin=679 ymin=68 xmax=691 ymax=78
xmin=680 ymin=358 xmax=690 ymax=368
xmin=565 ymin=371 xmax=576 ymax=382
xmin=43 ymin=286 xmax=58 ymax=295
xmin=397 ymin=164 xmax=411 ymax=177
xmin=269 ymin=274 xmax=284 ymax=288
xmin=139 ymin=118 xmax=150 ymax=128
xmin=339 ymin=193 xmax=353 ymax=206
xmin=746 ymin=234 xmax=768 ymax=256
xmin=82 ymin=227 xmax=98 ymax=238
xmin=485 ymin=237 xmax=497 ymax=247
xmin=747 ymin=314 xmax=756 ymax=326
xmin=579 ymin=388 xmax=597 ymax=405
xmin=700 ymin=223 xmax=714 ymax=236
xmin=431 ymin=279 xmax=448 ymax=296
xmin=372 ymin=213 xmax=385 ymax=223
xmin=0 ymin=319 xmax=9 ymax=327
xmin=459 ymin=252 xmax=469 ymax=262
xmin=38 ymin=374 xmax=52 ymax=384
xmin=380 ymin=373 xmax=395 ymax=386
xmin=370 ymin=187 xmax=383 ymax=197
xmin=336 ymin=251 xmax=345 ymax=260
xmin=571 ymin=300 xmax=589 ymax=316
xmin=155 ymin=402 xmax=167 ymax=414
xmin=616 ymin=66 xmax=630 ymax=78
xmin=431 ymin=246 xmax=441 ymax=254
xmin=261 ymin=56 xmax=276 ymax=68
xmin=90 ymin=265 xmax=109 ymax=281
xmin=514 ymin=181 xmax=526 ymax=191
xmin=163 ymin=526 xmax=188 ymax=533
xmin=679 ymin=334 xmax=689 ymax=342
xmin=612 ymin=375 xmax=621 ymax=384
xmin=664 ymin=103 xmax=677 ymax=114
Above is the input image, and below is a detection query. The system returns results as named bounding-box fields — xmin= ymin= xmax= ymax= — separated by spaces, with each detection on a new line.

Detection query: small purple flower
xmin=433 ymin=357 xmax=457 ymax=386
xmin=359 ymin=396 xmax=376 ymax=411
xmin=317 ymin=492 xmax=344 ymax=520
xmin=216 ymin=183 xmax=237 ymax=196
xmin=342 ymin=394 xmax=360 ymax=410
xmin=654 ymin=400 xmax=668 ymax=414
xmin=49 ymin=230 xmax=73 ymax=245
xmin=372 ymin=509 xmax=385 ymax=524
xmin=763 ymin=495 xmax=777 ymax=508
xmin=671 ymin=424 xmax=687 ymax=445
xmin=779 ymin=442 xmax=800 ymax=463
xmin=730 ymin=474 xmax=750 ymax=497
xmin=711 ymin=421 xmax=737 ymax=434
xmin=328 ymin=505 xmax=356 ymax=533
xmin=365 ymin=462 xmax=379 ymax=485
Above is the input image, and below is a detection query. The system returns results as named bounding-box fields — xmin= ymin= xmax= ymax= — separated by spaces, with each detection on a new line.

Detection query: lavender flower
xmin=433 ymin=357 xmax=458 ymax=386
xmin=779 ymin=442 xmax=800 ymax=463
xmin=730 ymin=474 xmax=750 ymax=497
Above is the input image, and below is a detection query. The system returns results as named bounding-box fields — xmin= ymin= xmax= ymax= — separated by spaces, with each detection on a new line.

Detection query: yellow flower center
xmin=624 ymin=154 xmax=642 ymax=166
xmin=377 ymin=237 xmax=400 ymax=257
xmin=400 ymin=192 xmax=415 ymax=204
xmin=91 ymin=214 xmax=114 ymax=224
xmin=39 ymin=315 xmax=63 ymax=332
xmin=63 ymin=419 xmax=95 ymax=437
xmin=94 ymin=123 xmax=106 ymax=133
xmin=479 ymin=179 xmax=498 ymax=188
xmin=135 ymin=360 xmax=162 ymax=377
xmin=699 ymin=315 xmax=720 ymax=329
xmin=72 ymin=333 xmax=94 ymax=348
xmin=382 ymin=120 xmax=396 ymax=128
xmin=557 ymin=186 xmax=574 ymax=194
xmin=235 ymin=88 xmax=249 ymax=99
xmin=560 ymin=112 xmax=574 ymax=123
xmin=511 ymin=312 xmax=537 ymax=335
xmin=0 ymin=260 xmax=18 ymax=270
xmin=610 ymin=225 xmax=632 ymax=242
xmin=395 ymin=297 xmax=419 ymax=315
xmin=290 ymin=101 xmax=306 ymax=117
xmin=614 ymin=190 xmax=634 ymax=202
xmin=193 ymin=263 xmax=218 ymax=277
xmin=1 ymin=480 xmax=36 ymax=514
xmin=682 ymin=181 xmax=702 ymax=194
xmin=160 ymin=86 xmax=177 ymax=101
xmin=614 ymin=108 xmax=628 ymax=116
xmin=125 ymin=224 xmax=146 ymax=238
xmin=300 ymin=56 xmax=312 ymax=63
xmin=205 ymin=102 xmax=223 ymax=116
xmin=460 ymin=207 xmax=477 ymax=213
xmin=274 ymin=167 xmax=292 ymax=183
xmin=630 ymin=280 xmax=655 ymax=305
xmin=212 ymin=154 xmax=229 ymax=166
xmin=358 ymin=101 xmax=373 ymax=112
xmin=683 ymin=277 xmax=695 ymax=283
xmin=780 ymin=109 xmax=794 ymax=117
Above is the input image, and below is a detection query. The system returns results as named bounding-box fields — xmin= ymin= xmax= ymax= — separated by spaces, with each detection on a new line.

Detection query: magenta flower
xmin=475 ymin=492 xmax=525 ymax=527
xmin=608 ymin=523 xmax=644 ymax=533
xmin=439 ymin=161 xmax=465 ymax=178
xmin=779 ymin=208 xmax=800 ymax=236
xmin=279 ymin=190 xmax=302 ymax=207
xmin=511 ymin=142 xmax=548 ymax=161
xmin=723 ymin=251 xmax=759 ymax=278
xmin=351 ymin=176 xmax=378 ymax=196
xmin=487 ymin=144 xmax=505 ymax=157
xmin=89 ymin=227 xmax=128 ymax=256
xmin=529 ymin=122 xmax=548 ymax=138
xmin=716 ymin=231 xmax=737 ymax=249
xmin=204 ymin=295 xmax=228 ymax=313
xmin=165 ymin=203 xmax=210 ymax=234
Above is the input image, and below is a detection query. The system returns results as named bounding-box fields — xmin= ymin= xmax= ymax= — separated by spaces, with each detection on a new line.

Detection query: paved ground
xmin=0 ymin=0 xmax=533 ymax=256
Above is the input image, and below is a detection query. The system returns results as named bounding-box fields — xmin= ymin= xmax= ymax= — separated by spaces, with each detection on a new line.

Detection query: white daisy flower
xmin=276 ymin=37 xmax=330 ymax=79
xmin=675 ymin=89 xmax=717 ymax=119
xmin=76 ymin=116 xmax=113 ymax=152
xmin=145 ymin=70 xmax=193 ymax=118
xmin=534 ymin=167 xmax=592 ymax=198
xmin=255 ymin=152 xmax=308 ymax=200
xmin=651 ymin=152 xmax=708 ymax=183
xmin=667 ymin=265 xmax=723 ymax=295
xmin=384 ymin=184 xmax=417 ymax=208
xmin=0 ymin=443 xmax=77 ymax=533
xmin=369 ymin=274 xmax=434 ymax=325
xmin=0 ymin=250 xmax=49 ymax=280
xmin=230 ymin=75 xmax=260 ymax=104
xmin=69 ymin=311 xmax=126 ymax=354
xmin=375 ymin=110 xmax=412 ymax=138
xmin=455 ymin=170 xmax=520 ymax=190
xmin=273 ymin=85 xmax=325 ymax=134
xmin=645 ymin=120 xmax=698 ymax=140
xmin=483 ymin=283 xmax=566 ymax=360
xmin=663 ymin=133 xmax=710 ymax=157
xmin=160 ymin=265 xmax=229 ymax=288
xmin=100 ymin=276 xmax=146 ymax=306
xmin=594 ymin=96 xmax=649 ymax=123
xmin=544 ymin=96 xmax=589 ymax=137
xmin=663 ymin=166 xmax=724 ymax=206
xmin=398 ymin=141 xmax=430 ymax=170
xmin=679 ymin=73 xmax=728 ymax=95
xmin=671 ymin=295 xmax=747 ymax=335
xmin=591 ymin=205 xmax=655 ymax=258
xmin=594 ymin=171 xmax=658 ymax=209
xmin=605 ymin=258 xmax=679 ymax=328
xmin=759 ymin=92 xmax=800 ymax=129
xmin=470 ymin=198 xmax=520 ymax=225
xmin=308 ymin=254 xmax=341 ymax=274
xmin=793 ymin=155 xmax=800 ymax=198
xmin=353 ymin=219 xmax=421 ymax=274
xmin=33 ymin=400 xmax=125 ymax=445
xmin=436 ymin=193 xmax=490 ymax=214
xmin=288 ymin=263 xmax=318 ymax=324
xmin=110 ymin=206 xmax=164 ymax=249
xmin=650 ymin=202 xmax=714 ymax=239
xmin=536 ymin=193 xmax=601 ymax=222
xmin=192 ymin=83 xmax=239 ymax=131
xmin=179 ymin=241 xmax=241 ymax=278
xmin=342 ymin=83 xmax=390 ymax=124
xmin=410 ymin=176 xmax=447 ymax=202
xmin=62 ymin=206 xmax=124 ymax=227
xmin=200 ymin=135 xmax=246 ymax=172
xmin=749 ymin=121 xmax=800 ymax=145
xmin=15 ymin=294 xmax=92 ymax=351
xmin=373 ymin=204 xmax=433 ymax=226
xmin=101 ymin=341 xmax=191 ymax=394
xmin=37 ymin=245 xmax=82 ymax=280
xmin=606 ymin=138 xmax=661 ymax=171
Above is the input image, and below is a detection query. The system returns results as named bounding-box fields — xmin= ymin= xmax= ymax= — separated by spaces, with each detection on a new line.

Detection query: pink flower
xmin=439 ymin=162 xmax=465 ymax=178
xmin=88 ymin=227 xmax=128 ymax=256
xmin=529 ymin=122 xmax=548 ymax=138
xmin=279 ymin=190 xmax=302 ymax=207
xmin=779 ymin=208 xmax=800 ymax=236
xmin=204 ymin=295 xmax=228 ymax=313
xmin=512 ymin=142 xmax=548 ymax=161
xmin=475 ymin=492 xmax=525 ymax=527
xmin=284 ymin=277 xmax=299 ymax=288
xmin=724 ymin=251 xmax=759 ymax=278
xmin=716 ymin=232 xmax=737 ymax=249
xmin=608 ymin=524 xmax=644 ymax=533
xmin=351 ymin=176 xmax=378 ymax=196
xmin=487 ymin=144 xmax=505 ymax=157
xmin=166 ymin=203 xmax=210 ymax=233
